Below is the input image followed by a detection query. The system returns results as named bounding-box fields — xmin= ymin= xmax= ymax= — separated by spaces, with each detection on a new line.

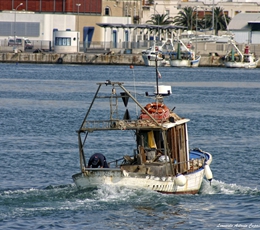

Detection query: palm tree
xmin=146 ymin=13 xmax=174 ymax=25
xmin=173 ymin=7 xmax=195 ymax=30
xmin=146 ymin=13 xmax=174 ymax=39
xmin=204 ymin=7 xmax=231 ymax=35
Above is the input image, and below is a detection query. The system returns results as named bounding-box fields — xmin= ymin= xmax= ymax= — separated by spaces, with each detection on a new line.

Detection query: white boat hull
xmin=170 ymin=56 xmax=201 ymax=68
xmin=170 ymin=59 xmax=189 ymax=67
xmin=224 ymin=41 xmax=259 ymax=68
xmin=142 ymin=54 xmax=168 ymax=67
xmin=73 ymin=167 xmax=206 ymax=194
xmin=224 ymin=61 xmax=258 ymax=68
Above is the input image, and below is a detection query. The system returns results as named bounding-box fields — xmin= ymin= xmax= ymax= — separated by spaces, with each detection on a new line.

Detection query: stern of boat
xmin=72 ymin=168 xmax=123 ymax=189
xmin=72 ymin=148 xmax=213 ymax=194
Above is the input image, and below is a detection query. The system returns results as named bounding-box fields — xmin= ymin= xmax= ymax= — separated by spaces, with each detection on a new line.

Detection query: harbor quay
xmin=1 ymin=42 xmax=260 ymax=67
xmin=0 ymin=52 xmax=236 ymax=67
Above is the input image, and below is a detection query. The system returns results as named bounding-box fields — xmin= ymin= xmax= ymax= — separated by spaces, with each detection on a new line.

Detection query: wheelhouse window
xmin=55 ymin=37 xmax=71 ymax=46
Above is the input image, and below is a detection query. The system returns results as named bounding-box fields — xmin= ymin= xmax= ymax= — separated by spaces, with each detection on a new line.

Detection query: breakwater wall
xmin=0 ymin=52 xmax=227 ymax=67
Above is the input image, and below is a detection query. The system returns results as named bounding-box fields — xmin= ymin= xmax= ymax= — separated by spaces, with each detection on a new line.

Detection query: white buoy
xmin=175 ymin=173 xmax=186 ymax=186
xmin=204 ymin=164 xmax=213 ymax=185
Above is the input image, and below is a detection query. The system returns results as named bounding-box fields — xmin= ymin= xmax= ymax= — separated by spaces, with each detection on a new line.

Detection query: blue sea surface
xmin=0 ymin=63 xmax=260 ymax=229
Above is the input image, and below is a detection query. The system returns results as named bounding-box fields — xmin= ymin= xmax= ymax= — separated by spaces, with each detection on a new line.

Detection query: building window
xmin=55 ymin=37 xmax=71 ymax=46
xmin=105 ymin=7 xmax=110 ymax=16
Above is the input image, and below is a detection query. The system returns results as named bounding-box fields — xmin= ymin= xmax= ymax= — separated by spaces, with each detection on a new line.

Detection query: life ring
xmin=142 ymin=103 xmax=169 ymax=114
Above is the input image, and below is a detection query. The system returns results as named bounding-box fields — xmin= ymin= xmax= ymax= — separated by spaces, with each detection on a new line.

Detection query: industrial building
xmin=0 ymin=0 xmax=260 ymax=53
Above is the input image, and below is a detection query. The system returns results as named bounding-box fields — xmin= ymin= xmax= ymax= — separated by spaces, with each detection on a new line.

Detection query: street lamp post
xmin=191 ymin=7 xmax=193 ymax=31
xmin=195 ymin=7 xmax=198 ymax=54
xmin=212 ymin=0 xmax=215 ymax=34
xmin=76 ymin=3 xmax=81 ymax=53
xmin=126 ymin=4 xmax=132 ymax=48
xmin=76 ymin=3 xmax=81 ymax=32
xmin=114 ymin=4 xmax=130 ymax=49
xmin=202 ymin=7 xmax=207 ymax=30
xmin=126 ymin=4 xmax=129 ymax=25
xmin=222 ymin=9 xmax=228 ymax=31
xmin=153 ymin=3 xmax=160 ymax=41
xmin=14 ymin=3 xmax=23 ymax=46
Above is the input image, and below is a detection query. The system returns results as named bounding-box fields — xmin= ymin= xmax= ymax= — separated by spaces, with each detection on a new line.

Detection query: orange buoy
xmin=130 ymin=65 xmax=134 ymax=69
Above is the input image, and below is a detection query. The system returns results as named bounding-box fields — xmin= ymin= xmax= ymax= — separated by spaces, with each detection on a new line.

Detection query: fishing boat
xmin=142 ymin=39 xmax=174 ymax=67
xmin=224 ymin=39 xmax=259 ymax=68
xmin=169 ymin=39 xmax=201 ymax=67
xmin=142 ymin=45 xmax=166 ymax=67
xmin=72 ymin=63 xmax=213 ymax=194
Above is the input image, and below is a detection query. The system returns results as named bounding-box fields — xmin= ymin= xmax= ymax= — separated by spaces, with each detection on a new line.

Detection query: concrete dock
xmin=0 ymin=52 xmax=227 ymax=67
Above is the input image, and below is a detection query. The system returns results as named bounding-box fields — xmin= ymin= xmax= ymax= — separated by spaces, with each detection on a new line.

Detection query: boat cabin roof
xmin=81 ymin=117 xmax=190 ymax=133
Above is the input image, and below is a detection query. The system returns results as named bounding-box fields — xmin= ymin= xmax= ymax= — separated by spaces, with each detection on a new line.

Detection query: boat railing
xmin=108 ymin=153 xmax=206 ymax=175
xmin=83 ymin=120 xmax=131 ymax=131
xmin=83 ymin=120 xmax=115 ymax=130
xmin=108 ymin=157 xmax=125 ymax=168
xmin=161 ymin=157 xmax=206 ymax=175
xmin=187 ymin=157 xmax=205 ymax=173
xmin=82 ymin=119 xmax=161 ymax=131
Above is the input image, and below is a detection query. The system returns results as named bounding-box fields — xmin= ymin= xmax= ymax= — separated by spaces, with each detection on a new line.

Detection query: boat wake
xmin=1 ymin=181 xmax=259 ymax=227
xmin=0 ymin=183 xmax=155 ymax=219
xmin=199 ymin=179 xmax=259 ymax=195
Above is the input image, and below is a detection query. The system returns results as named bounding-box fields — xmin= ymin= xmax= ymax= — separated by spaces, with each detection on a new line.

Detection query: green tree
xmin=193 ymin=10 xmax=206 ymax=31
xmin=146 ymin=14 xmax=174 ymax=39
xmin=146 ymin=13 xmax=174 ymax=25
xmin=204 ymin=7 xmax=231 ymax=35
xmin=173 ymin=7 xmax=195 ymax=30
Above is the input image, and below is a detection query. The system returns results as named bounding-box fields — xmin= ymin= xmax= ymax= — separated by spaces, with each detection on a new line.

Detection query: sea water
xmin=0 ymin=63 xmax=260 ymax=229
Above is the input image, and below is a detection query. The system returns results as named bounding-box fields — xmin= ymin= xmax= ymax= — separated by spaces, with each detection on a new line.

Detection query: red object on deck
xmin=244 ymin=46 xmax=249 ymax=54
xmin=140 ymin=103 xmax=170 ymax=121
xmin=139 ymin=111 xmax=170 ymax=121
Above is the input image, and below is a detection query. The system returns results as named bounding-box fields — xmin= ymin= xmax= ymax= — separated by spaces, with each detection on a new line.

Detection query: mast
xmin=155 ymin=52 xmax=159 ymax=97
